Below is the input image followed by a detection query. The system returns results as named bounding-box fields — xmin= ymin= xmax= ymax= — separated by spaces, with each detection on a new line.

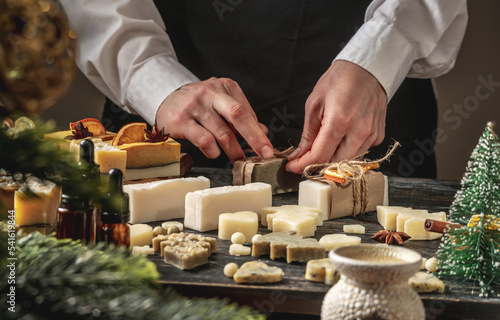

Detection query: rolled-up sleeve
xmin=335 ymin=0 xmax=468 ymax=100
xmin=60 ymin=0 xmax=199 ymax=124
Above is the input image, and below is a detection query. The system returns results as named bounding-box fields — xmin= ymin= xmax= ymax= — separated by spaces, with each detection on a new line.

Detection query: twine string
xmin=303 ymin=142 xmax=400 ymax=181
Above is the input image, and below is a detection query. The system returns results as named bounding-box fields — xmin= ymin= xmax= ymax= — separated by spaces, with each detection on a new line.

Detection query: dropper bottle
xmin=77 ymin=139 xmax=101 ymax=246
xmin=99 ymin=168 xmax=130 ymax=247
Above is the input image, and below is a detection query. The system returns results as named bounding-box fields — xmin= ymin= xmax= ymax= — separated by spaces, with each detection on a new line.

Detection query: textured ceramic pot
xmin=321 ymin=244 xmax=424 ymax=320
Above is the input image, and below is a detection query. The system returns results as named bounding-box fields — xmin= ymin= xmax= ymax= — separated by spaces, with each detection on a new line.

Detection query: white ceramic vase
xmin=321 ymin=244 xmax=425 ymax=320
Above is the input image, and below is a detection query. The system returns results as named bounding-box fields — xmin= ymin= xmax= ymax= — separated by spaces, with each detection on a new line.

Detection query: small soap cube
xmin=343 ymin=224 xmax=365 ymax=234
xmin=409 ymin=272 xmax=445 ymax=293
xmin=229 ymin=244 xmax=251 ymax=256
xmin=129 ymin=224 xmax=153 ymax=247
xmin=218 ymin=211 xmax=258 ymax=241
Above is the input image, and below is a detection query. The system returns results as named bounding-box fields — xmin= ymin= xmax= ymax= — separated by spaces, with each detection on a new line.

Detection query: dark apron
xmin=103 ymin=0 xmax=436 ymax=178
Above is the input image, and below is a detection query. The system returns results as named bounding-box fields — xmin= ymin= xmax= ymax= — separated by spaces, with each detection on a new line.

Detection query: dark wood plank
xmin=148 ymin=168 xmax=499 ymax=319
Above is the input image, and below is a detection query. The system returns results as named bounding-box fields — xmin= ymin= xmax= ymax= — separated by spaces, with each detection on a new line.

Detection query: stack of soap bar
xmin=319 ymin=234 xmax=362 ymax=251
xmin=129 ymin=224 xmax=153 ymax=247
xmin=298 ymin=172 xmax=388 ymax=220
xmin=252 ymin=231 xmax=325 ymax=263
xmin=262 ymin=205 xmax=323 ymax=237
xmin=124 ymin=176 xmax=210 ymax=223
xmin=218 ymin=211 xmax=258 ymax=240
xmin=408 ymin=272 xmax=445 ymax=293
xmin=305 ymin=258 xmax=340 ymax=285
xmin=233 ymin=261 xmax=283 ymax=283
xmin=232 ymin=157 xmax=303 ymax=195
xmin=377 ymin=206 xmax=446 ymax=240
xmin=14 ymin=178 xmax=61 ymax=229
xmin=160 ymin=232 xmax=217 ymax=270
xmin=184 ymin=182 xmax=272 ymax=232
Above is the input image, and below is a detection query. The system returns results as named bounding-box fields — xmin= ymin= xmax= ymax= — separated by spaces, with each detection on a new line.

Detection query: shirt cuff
xmin=334 ymin=19 xmax=415 ymax=101
xmin=123 ymin=54 xmax=200 ymax=125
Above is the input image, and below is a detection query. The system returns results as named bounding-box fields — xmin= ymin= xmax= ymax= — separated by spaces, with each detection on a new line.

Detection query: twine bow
xmin=303 ymin=142 xmax=400 ymax=182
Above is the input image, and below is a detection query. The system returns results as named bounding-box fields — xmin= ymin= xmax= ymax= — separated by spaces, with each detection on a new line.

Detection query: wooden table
xmin=150 ymin=167 xmax=500 ymax=319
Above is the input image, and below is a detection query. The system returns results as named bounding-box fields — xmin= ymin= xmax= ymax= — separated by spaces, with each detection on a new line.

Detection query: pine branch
xmin=0 ymin=232 xmax=264 ymax=320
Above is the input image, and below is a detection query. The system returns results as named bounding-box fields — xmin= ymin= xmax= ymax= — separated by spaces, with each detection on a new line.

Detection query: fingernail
xmin=288 ymin=147 xmax=301 ymax=160
xmin=261 ymin=145 xmax=273 ymax=158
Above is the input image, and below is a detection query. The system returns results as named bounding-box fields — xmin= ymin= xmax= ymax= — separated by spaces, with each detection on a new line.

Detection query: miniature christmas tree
xmin=436 ymin=122 xmax=500 ymax=298
xmin=448 ymin=122 xmax=500 ymax=225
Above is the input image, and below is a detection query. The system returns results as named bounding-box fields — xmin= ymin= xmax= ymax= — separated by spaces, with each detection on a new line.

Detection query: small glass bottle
xmin=100 ymin=168 xmax=130 ymax=247
xmin=56 ymin=190 xmax=92 ymax=243
xmin=77 ymin=139 xmax=101 ymax=246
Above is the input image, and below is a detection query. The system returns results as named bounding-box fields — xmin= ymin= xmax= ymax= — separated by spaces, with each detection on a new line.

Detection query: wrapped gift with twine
xmin=233 ymin=147 xmax=303 ymax=195
xmin=299 ymin=143 xmax=400 ymax=220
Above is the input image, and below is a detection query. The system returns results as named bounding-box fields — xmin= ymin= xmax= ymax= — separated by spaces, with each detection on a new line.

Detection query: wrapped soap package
xmin=299 ymin=171 xmax=388 ymax=220
xmin=233 ymin=157 xmax=303 ymax=195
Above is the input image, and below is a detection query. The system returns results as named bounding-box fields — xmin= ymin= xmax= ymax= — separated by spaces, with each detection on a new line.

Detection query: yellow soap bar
xmin=14 ymin=178 xmax=61 ymax=227
xmin=129 ymin=224 xmax=153 ymax=247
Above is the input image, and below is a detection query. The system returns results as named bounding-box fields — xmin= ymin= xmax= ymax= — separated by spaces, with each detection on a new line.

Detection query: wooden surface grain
xmin=149 ymin=168 xmax=500 ymax=319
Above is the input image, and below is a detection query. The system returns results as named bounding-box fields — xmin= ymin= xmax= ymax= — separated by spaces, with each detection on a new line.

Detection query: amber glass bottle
xmin=100 ymin=169 xmax=130 ymax=247
xmin=56 ymin=191 xmax=92 ymax=242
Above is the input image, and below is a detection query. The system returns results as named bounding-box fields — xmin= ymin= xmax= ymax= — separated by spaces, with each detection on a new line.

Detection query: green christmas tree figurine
xmin=436 ymin=121 xmax=500 ymax=297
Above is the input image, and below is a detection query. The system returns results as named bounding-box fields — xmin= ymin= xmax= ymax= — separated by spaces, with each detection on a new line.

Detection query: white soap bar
xmin=343 ymin=224 xmax=365 ymax=234
xmin=129 ymin=224 xmax=153 ymax=247
xmin=298 ymin=176 xmax=388 ymax=221
xmin=261 ymin=205 xmax=323 ymax=227
xmin=395 ymin=209 xmax=431 ymax=232
xmin=218 ymin=211 xmax=258 ymax=241
xmin=405 ymin=215 xmax=445 ymax=240
xmin=124 ymin=162 xmax=180 ymax=181
xmin=229 ymin=244 xmax=251 ymax=256
xmin=298 ymin=180 xmax=331 ymax=221
xmin=264 ymin=206 xmax=322 ymax=237
xmin=319 ymin=234 xmax=361 ymax=251
xmin=184 ymin=182 xmax=272 ymax=232
xmin=376 ymin=206 xmax=409 ymax=230
xmin=124 ymin=176 xmax=210 ymax=223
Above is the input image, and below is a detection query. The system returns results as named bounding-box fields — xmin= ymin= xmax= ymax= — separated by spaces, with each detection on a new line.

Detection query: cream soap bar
xmin=408 ymin=272 xmax=445 ymax=293
xmin=129 ymin=224 xmax=153 ymax=247
xmin=124 ymin=176 xmax=210 ymax=224
xmin=298 ymin=175 xmax=388 ymax=221
xmin=319 ymin=234 xmax=361 ymax=251
xmin=404 ymin=214 xmax=446 ymax=240
xmin=184 ymin=182 xmax=272 ymax=232
xmin=263 ymin=205 xmax=323 ymax=237
xmin=70 ymin=139 xmax=127 ymax=174
xmin=377 ymin=206 xmax=409 ymax=230
xmin=218 ymin=211 xmax=258 ymax=241
xmin=124 ymin=162 xmax=180 ymax=181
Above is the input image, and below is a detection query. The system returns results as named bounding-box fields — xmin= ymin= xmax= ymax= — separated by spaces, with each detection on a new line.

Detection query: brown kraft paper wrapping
xmin=233 ymin=157 xmax=303 ymax=195
xmin=320 ymin=171 xmax=386 ymax=219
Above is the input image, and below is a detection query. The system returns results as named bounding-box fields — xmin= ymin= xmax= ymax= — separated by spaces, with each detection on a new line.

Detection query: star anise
xmin=144 ymin=124 xmax=170 ymax=142
xmin=370 ymin=230 xmax=411 ymax=246
xmin=72 ymin=121 xmax=93 ymax=139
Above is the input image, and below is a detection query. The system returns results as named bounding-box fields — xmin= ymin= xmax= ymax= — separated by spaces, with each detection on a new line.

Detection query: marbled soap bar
xmin=233 ymin=157 xmax=303 ymax=195
xmin=184 ymin=183 xmax=272 ymax=232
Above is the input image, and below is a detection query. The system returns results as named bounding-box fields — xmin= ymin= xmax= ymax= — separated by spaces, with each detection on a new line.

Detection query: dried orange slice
xmin=324 ymin=168 xmax=346 ymax=184
xmin=112 ymin=122 xmax=147 ymax=146
xmin=323 ymin=163 xmax=380 ymax=184
xmin=69 ymin=118 xmax=106 ymax=135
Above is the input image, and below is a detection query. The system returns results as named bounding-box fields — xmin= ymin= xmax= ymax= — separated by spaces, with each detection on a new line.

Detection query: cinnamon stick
xmin=424 ymin=219 xmax=463 ymax=234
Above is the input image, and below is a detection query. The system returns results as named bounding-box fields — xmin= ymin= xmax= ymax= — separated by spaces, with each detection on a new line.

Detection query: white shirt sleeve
xmin=59 ymin=0 xmax=199 ymax=125
xmin=335 ymin=0 xmax=468 ymax=100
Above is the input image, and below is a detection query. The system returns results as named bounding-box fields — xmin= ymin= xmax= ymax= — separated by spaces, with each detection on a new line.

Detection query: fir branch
xmin=0 ymin=232 xmax=264 ymax=320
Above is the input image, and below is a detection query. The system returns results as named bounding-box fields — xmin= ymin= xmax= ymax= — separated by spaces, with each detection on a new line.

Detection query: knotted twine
xmin=302 ymin=142 xmax=400 ymax=216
